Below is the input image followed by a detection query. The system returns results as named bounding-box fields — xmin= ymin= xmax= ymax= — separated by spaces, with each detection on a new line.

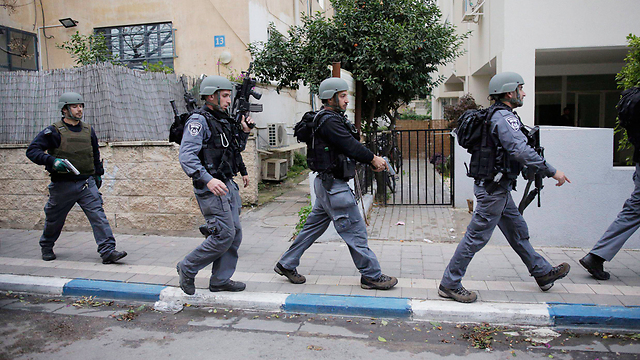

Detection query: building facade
xmin=434 ymin=0 xmax=640 ymax=248
xmin=433 ymin=0 xmax=639 ymax=165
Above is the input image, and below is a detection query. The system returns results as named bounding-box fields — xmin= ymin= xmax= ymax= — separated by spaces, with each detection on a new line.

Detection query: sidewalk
xmin=1 ymin=180 xmax=640 ymax=325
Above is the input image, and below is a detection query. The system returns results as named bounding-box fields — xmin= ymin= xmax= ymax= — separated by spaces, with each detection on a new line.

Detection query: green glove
xmin=94 ymin=175 xmax=102 ymax=189
xmin=52 ymin=158 xmax=69 ymax=173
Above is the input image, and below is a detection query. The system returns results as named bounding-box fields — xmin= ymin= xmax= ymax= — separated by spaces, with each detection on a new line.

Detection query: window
xmin=0 ymin=26 xmax=38 ymax=72
xmin=95 ymin=22 xmax=175 ymax=70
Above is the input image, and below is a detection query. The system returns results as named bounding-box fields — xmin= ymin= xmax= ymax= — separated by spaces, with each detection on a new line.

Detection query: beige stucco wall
xmin=0 ymin=137 xmax=258 ymax=233
xmin=1 ymin=0 xmax=328 ymax=78
xmin=1 ymin=0 xmax=251 ymax=76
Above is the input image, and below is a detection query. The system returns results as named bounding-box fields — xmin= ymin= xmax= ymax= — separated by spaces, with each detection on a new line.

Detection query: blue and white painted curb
xmin=1 ymin=274 xmax=639 ymax=329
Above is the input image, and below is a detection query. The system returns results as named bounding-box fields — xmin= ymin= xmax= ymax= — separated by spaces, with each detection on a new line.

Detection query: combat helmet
xmin=488 ymin=72 xmax=524 ymax=95
xmin=200 ymin=76 xmax=234 ymax=96
xmin=58 ymin=92 xmax=84 ymax=110
xmin=318 ymin=77 xmax=349 ymax=100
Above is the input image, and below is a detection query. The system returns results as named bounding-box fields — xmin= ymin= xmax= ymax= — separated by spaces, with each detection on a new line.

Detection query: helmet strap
xmin=327 ymin=93 xmax=345 ymax=114
xmin=205 ymin=93 xmax=223 ymax=111
xmin=508 ymin=88 xmax=523 ymax=108
xmin=63 ymin=105 xmax=82 ymax=121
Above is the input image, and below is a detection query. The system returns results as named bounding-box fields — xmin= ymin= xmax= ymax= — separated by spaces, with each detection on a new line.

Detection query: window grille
xmin=0 ymin=26 xmax=38 ymax=72
xmin=95 ymin=22 xmax=175 ymax=70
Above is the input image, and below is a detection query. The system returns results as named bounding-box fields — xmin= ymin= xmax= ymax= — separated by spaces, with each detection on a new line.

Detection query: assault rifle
xmin=518 ymin=125 xmax=544 ymax=214
xmin=231 ymin=63 xmax=262 ymax=129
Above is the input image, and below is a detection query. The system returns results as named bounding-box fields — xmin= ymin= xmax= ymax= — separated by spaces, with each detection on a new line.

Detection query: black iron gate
xmin=358 ymin=129 xmax=454 ymax=206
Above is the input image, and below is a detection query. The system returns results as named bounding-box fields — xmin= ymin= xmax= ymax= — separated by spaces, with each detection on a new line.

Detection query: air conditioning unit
xmin=267 ymin=123 xmax=288 ymax=148
xmin=262 ymin=158 xmax=288 ymax=181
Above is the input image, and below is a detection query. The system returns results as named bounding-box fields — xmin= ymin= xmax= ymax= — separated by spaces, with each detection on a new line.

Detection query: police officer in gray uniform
xmin=26 ymin=92 xmax=127 ymax=264
xmin=580 ymin=102 xmax=640 ymax=280
xmin=176 ymin=75 xmax=253 ymax=295
xmin=274 ymin=77 xmax=398 ymax=290
xmin=439 ymin=72 xmax=572 ymax=303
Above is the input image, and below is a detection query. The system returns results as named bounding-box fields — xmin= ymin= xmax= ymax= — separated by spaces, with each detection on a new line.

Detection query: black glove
xmin=94 ymin=175 xmax=102 ymax=189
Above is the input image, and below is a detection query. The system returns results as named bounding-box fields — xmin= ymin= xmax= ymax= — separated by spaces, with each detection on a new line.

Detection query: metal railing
xmin=363 ymin=129 xmax=455 ymax=206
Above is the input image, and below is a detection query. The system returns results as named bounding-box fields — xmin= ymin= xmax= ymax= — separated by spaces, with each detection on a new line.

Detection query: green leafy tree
xmin=248 ymin=0 xmax=466 ymax=130
xmin=142 ymin=61 xmax=174 ymax=74
xmin=615 ymin=34 xmax=640 ymax=164
xmin=56 ymin=31 xmax=119 ymax=66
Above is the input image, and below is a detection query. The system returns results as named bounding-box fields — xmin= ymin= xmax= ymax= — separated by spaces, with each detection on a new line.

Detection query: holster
xmin=319 ymin=172 xmax=334 ymax=191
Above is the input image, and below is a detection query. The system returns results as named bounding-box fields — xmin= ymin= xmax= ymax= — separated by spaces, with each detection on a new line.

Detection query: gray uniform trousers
xmin=39 ymin=176 xmax=116 ymax=259
xmin=180 ymin=179 xmax=242 ymax=287
xmin=590 ymin=164 xmax=640 ymax=261
xmin=440 ymin=184 xmax=553 ymax=289
xmin=279 ymin=177 xmax=382 ymax=279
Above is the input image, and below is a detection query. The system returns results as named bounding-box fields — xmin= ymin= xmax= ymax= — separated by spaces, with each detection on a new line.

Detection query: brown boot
xmin=438 ymin=284 xmax=478 ymax=303
xmin=535 ymin=263 xmax=570 ymax=291
xmin=360 ymin=274 xmax=398 ymax=290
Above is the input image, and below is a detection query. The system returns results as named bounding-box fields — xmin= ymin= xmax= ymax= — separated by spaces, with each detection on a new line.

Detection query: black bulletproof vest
xmin=196 ymin=107 xmax=237 ymax=181
xmin=468 ymin=103 xmax=522 ymax=181
xmin=307 ymin=111 xmax=359 ymax=178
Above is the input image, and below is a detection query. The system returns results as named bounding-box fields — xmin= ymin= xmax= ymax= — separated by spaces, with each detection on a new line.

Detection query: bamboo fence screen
xmin=0 ymin=63 xmax=191 ymax=144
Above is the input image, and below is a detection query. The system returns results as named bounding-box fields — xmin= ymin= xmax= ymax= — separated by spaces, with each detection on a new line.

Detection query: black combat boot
xmin=102 ymin=250 xmax=127 ymax=264
xmin=209 ymin=280 xmax=246 ymax=292
xmin=176 ymin=263 xmax=195 ymax=295
xmin=41 ymin=248 xmax=56 ymax=261
xmin=579 ymin=253 xmax=610 ymax=280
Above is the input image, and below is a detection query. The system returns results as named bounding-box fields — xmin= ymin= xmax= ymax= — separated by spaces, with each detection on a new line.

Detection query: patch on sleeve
xmin=505 ymin=116 xmax=520 ymax=131
xmin=188 ymin=122 xmax=202 ymax=137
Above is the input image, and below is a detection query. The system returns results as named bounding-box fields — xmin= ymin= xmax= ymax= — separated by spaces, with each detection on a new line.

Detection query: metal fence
xmin=0 ymin=63 xmax=187 ymax=144
xmin=363 ymin=129 xmax=455 ymax=206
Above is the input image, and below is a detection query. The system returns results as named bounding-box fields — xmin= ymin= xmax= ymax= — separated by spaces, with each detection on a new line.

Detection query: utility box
xmin=262 ymin=158 xmax=288 ymax=181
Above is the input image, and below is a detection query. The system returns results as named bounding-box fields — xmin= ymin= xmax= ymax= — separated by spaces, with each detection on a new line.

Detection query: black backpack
xmin=169 ymin=112 xmax=192 ymax=145
xmin=455 ymin=108 xmax=488 ymax=152
xmin=617 ymin=87 xmax=640 ymax=145
xmin=293 ymin=110 xmax=329 ymax=143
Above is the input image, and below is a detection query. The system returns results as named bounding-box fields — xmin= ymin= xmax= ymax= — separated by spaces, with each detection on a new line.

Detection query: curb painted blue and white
xmin=1 ymin=274 xmax=639 ymax=329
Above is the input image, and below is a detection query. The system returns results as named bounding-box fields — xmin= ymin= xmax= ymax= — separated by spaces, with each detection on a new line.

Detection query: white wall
xmin=433 ymin=0 xmax=640 ymax=124
xmin=455 ymin=127 xmax=640 ymax=248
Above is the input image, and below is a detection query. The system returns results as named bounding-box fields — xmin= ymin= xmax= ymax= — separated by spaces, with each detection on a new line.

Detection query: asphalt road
xmin=1 ymin=292 xmax=640 ymax=360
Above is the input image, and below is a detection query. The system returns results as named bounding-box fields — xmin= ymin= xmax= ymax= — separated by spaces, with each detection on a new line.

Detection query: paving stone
xmin=486 ymin=281 xmax=515 ymax=291
xmin=505 ymin=291 xmax=536 ymax=303
xmin=2 ymin=188 xmax=640 ymax=309
xmin=587 ymin=294 xmax=624 ymax=306
xmin=588 ymin=284 xmax=624 ymax=296
xmin=559 ymin=283 xmax=595 ymax=294
xmin=477 ymin=290 xmax=509 ymax=302
xmin=533 ymin=293 xmax=564 ymax=303
xmin=401 ymin=287 xmax=428 ymax=299
xmin=616 ymin=295 xmax=640 ymax=306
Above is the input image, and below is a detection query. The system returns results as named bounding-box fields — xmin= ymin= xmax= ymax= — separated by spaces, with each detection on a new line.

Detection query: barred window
xmin=95 ymin=22 xmax=175 ymax=70
xmin=0 ymin=26 xmax=38 ymax=72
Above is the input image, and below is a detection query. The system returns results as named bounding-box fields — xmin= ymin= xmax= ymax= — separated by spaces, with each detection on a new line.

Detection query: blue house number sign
xmin=214 ymin=35 xmax=225 ymax=48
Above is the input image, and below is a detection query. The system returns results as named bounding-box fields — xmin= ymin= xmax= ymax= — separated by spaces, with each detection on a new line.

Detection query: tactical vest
xmin=307 ymin=111 xmax=358 ymax=180
xmin=49 ymin=120 xmax=95 ymax=176
xmin=196 ymin=108 xmax=236 ymax=181
xmin=467 ymin=104 xmax=522 ymax=181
